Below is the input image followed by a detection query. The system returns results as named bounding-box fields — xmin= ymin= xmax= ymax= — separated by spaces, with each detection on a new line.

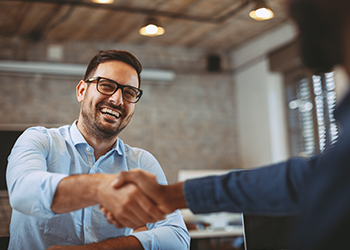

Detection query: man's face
xmin=77 ymin=60 xmax=139 ymax=140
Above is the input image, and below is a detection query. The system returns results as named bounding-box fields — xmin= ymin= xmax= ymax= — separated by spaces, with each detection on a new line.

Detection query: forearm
xmin=51 ymin=173 xmax=116 ymax=214
xmin=86 ymin=236 xmax=143 ymax=250
xmin=47 ymin=236 xmax=143 ymax=250
xmin=184 ymin=159 xmax=309 ymax=214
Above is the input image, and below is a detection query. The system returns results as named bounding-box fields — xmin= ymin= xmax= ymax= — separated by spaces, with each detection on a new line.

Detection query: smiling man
xmin=6 ymin=50 xmax=190 ymax=250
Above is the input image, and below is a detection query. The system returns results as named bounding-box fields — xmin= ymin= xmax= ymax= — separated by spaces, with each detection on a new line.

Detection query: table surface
xmin=189 ymin=226 xmax=243 ymax=239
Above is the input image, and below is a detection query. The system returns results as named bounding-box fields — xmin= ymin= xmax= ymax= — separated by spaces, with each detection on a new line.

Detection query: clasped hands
xmin=99 ymin=169 xmax=181 ymax=229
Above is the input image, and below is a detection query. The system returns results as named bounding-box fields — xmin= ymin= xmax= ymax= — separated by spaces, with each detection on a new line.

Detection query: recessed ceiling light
xmin=91 ymin=0 xmax=114 ymax=4
xmin=139 ymin=18 xmax=165 ymax=37
xmin=249 ymin=0 xmax=274 ymax=21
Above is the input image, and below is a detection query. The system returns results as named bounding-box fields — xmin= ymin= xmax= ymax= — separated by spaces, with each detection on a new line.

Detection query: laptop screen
xmin=242 ymin=214 xmax=296 ymax=250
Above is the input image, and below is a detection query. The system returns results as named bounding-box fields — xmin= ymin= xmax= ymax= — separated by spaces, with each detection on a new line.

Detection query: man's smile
xmin=100 ymin=107 xmax=121 ymax=119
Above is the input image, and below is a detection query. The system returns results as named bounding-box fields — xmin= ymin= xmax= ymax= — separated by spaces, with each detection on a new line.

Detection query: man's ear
xmin=76 ymin=80 xmax=87 ymax=103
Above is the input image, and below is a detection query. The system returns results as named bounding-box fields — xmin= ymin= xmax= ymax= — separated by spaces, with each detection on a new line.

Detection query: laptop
xmin=242 ymin=214 xmax=296 ymax=250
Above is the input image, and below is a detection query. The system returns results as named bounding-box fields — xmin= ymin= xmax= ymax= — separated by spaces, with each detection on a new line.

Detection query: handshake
xmin=98 ymin=169 xmax=187 ymax=229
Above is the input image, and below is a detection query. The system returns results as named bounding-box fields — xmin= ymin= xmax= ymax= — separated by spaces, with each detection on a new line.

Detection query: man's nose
xmin=109 ymin=88 xmax=124 ymax=105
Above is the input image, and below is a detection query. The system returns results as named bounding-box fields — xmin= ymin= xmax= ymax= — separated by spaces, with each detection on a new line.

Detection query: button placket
xmin=82 ymin=207 xmax=93 ymax=244
xmin=86 ymin=147 xmax=94 ymax=167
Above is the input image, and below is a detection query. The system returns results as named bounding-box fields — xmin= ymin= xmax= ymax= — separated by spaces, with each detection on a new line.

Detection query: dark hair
xmin=84 ymin=50 xmax=142 ymax=87
xmin=289 ymin=0 xmax=346 ymax=74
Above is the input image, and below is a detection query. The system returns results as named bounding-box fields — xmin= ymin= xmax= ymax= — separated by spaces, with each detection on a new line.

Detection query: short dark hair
xmin=84 ymin=50 xmax=142 ymax=87
xmin=289 ymin=0 xmax=348 ymax=73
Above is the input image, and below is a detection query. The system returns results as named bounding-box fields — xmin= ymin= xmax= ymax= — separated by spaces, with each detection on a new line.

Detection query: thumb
xmin=111 ymin=171 xmax=128 ymax=188
xmin=112 ymin=170 xmax=162 ymax=201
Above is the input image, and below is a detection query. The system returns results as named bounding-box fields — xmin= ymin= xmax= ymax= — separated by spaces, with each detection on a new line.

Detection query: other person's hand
xmin=97 ymin=174 xmax=166 ymax=229
xmin=100 ymin=169 xmax=187 ymax=228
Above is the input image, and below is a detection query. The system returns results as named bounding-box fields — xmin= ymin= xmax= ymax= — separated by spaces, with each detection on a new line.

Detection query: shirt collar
xmin=70 ymin=120 xmax=86 ymax=146
xmin=70 ymin=120 xmax=123 ymax=155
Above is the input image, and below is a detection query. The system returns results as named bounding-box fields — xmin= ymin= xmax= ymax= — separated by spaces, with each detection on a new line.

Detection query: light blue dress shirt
xmin=6 ymin=121 xmax=190 ymax=250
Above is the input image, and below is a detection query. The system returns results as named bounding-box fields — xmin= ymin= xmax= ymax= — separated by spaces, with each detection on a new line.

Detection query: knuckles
xmin=142 ymin=203 xmax=155 ymax=214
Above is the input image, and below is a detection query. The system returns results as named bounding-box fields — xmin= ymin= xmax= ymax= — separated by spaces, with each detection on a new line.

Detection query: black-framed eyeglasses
xmin=85 ymin=76 xmax=143 ymax=103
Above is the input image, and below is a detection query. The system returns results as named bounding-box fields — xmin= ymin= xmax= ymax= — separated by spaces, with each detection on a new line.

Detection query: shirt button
xmin=92 ymin=166 xmax=95 ymax=170
xmin=86 ymin=147 xmax=90 ymax=152
xmin=85 ymin=226 xmax=89 ymax=231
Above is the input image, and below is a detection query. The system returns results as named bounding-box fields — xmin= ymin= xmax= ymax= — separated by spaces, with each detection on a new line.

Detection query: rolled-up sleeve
xmin=6 ymin=128 xmax=67 ymax=218
xmin=132 ymin=210 xmax=190 ymax=250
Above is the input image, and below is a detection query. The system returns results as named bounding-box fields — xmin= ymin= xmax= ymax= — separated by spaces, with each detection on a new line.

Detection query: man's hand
xmin=97 ymin=175 xmax=166 ymax=229
xmin=100 ymin=169 xmax=187 ymax=228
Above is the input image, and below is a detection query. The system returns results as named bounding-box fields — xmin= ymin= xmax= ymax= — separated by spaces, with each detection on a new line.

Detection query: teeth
xmin=101 ymin=108 xmax=120 ymax=118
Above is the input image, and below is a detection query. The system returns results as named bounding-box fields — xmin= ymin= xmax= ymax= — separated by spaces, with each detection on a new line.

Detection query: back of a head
xmin=288 ymin=0 xmax=349 ymax=74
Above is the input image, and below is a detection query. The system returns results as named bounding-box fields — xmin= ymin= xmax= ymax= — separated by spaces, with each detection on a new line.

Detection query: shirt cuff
xmin=183 ymin=176 xmax=218 ymax=214
xmin=37 ymin=173 xmax=68 ymax=217
xmin=132 ymin=231 xmax=159 ymax=250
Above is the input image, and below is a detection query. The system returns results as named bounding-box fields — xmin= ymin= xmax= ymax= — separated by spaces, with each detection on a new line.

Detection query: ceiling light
xmin=139 ymin=18 xmax=165 ymax=37
xmin=249 ymin=0 xmax=274 ymax=21
xmin=91 ymin=0 xmax=114 ymax=4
